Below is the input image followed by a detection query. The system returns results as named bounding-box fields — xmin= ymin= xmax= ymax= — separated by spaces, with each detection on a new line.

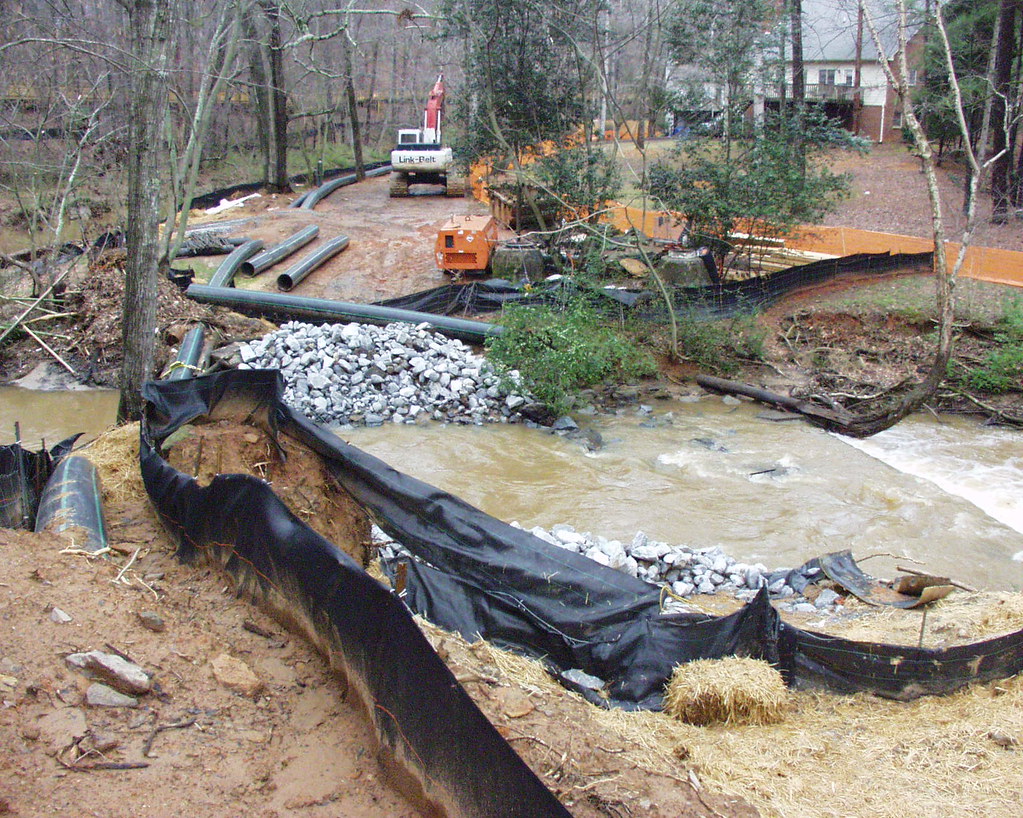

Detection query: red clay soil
xmin=0 ymin=422 xmax=756 ymax=818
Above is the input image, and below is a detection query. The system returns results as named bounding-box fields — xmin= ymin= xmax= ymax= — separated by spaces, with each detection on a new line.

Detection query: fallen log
xmin=696 ymin=374 xmax=854 ymax=427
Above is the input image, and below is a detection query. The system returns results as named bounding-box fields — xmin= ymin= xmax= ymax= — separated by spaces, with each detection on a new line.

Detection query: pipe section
xmin=34 ymin=455 xmax=108 ymax=553
xmin=186 ymin=284 xmax=502 ymax=344
xmin=240 ymin=225 xmax=319 ymax=276
xmin=168 ymin=324 xmax=207 ymax=381
xmin=207 ymin=238 xmax=264 ymax=288
xmin=300 ymin=164 xmax=393 ymax=210
xmin=277 ymin=236 xmax=349 ymax=291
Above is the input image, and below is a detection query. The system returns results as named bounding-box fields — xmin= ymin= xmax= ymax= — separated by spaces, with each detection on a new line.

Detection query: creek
xmin=2 ymin=386 xmax=1020 ymax=591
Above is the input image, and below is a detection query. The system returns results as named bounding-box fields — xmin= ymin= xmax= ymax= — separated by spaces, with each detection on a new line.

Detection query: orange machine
xmin=435 ymin=215 xmax=498 ymax=273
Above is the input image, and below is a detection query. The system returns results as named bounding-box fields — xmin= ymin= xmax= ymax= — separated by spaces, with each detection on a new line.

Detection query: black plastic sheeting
xmin=140 ymin=371 xmax=571 ymax=818
xmin=373 ymin=251 xmax=933 ymax=321
xmin=0 ymin=436 xmax=81 ymax=529
xmin=373 ymin=278 xmax=551 ymax=314
xmin=189 ymin=161 xmax=390 ymax=211
xmin=140 ymin=371 xmax=1023 ymax=712
xmin=658 ymin=250 xmax=934 ymax=319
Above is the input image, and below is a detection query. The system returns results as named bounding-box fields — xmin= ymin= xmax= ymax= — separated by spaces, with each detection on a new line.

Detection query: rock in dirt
xmin=211 ymin=653 xmax=264 ymax=697
xmin=85 ymin=683 xmax=139 ymax=708
xmin=494 ymin=687 xmax=535 ymax=719
xmin=49 ymin=607 xmax=72 ymax=624
xmin=136 ymin=611 xmax=166 ymax=633
xmin=65 ymin=650 xmax=152 ymax=695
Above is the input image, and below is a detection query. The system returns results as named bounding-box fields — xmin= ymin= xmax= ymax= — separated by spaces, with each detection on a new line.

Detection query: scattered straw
xmin=79 ymin=423 xmax=144 ymax=505
xmin=979 ymin=593 xmax=1023 ymax=636
xmin=416 ymin=595 xmax=1023 ymax=818
xmin=664 ymin=657 xmax=788 ymax=726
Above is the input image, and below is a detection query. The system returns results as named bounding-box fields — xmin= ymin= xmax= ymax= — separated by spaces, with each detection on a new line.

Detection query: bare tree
xmin=847 ymin=0 xmax=1004 ymax=436
xmin=116 ymin=0 xmax=174 ymax=422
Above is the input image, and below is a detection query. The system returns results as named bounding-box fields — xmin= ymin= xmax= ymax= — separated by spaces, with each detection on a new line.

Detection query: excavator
xmin=389 ymin=74 xmax=466 ymax=198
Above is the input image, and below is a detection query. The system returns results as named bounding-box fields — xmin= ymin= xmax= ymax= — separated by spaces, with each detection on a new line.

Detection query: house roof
xmin=801 ymin=0 xmax=917 ymax=63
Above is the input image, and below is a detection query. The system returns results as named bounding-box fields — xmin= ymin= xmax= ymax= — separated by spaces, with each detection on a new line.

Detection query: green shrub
xmin=486 ymin=303 xmax=657 ymax=413
xmin=672 ymin=310 xmax=766 ymax=373
xmin=964 ymin=299 xmax=1023 ymax=393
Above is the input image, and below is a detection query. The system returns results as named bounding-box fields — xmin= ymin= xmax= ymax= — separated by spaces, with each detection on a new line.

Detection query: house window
xmin=844 ymin=71 xmax=855 ymax=86
xmin=893 ymin=110 xmax=903 ymax=128
xmin=818 ymin=69 xmax=836 ymax=86
xmin=907 ymin=69 xmax=919 ymax=86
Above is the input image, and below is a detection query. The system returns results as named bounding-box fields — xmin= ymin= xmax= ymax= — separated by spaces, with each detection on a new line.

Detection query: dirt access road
xmin=190 ymin=176 xmax=493 ymax=303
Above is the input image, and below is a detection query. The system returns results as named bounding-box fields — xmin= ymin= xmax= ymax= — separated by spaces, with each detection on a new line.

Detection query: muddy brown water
xmin=2 ymin=386 xmax=1020 ymax=591
xmin=0 ymin=385 xmax=118 ymax=446
xmin=340 ymin=397 xmax=1023 ymax=592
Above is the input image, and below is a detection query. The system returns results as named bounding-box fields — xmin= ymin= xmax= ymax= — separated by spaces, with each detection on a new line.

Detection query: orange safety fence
xmin=607 ymin=204 xmax=1023 ymax=288
xmin=788 ymin=225 xmax=1023 ymax=288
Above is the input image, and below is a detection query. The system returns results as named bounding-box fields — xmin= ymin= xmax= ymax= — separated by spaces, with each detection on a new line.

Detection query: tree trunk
xmin=341 ymin=36 xmax=365 ymax=181
xmin=990 ymin=0 xmax=1019 ymax=222
xmin=790 ymin=0 xmax=806 ymax=175
xmin=364 ymin=40 xmax=379 ymax=144
xmin=263 ymin=1 xmax=290 ymax=193
xmin=118 ymin=0 xmax=173 ymax=423
xmin=243 ymin=11 xmax=272 ymax=183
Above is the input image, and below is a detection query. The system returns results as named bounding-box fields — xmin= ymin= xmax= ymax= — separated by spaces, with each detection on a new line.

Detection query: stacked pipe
xmin=240 ymin=225 xmax=319 ymax=277
xmin=277 ymin=236 xmax=349 ymax=291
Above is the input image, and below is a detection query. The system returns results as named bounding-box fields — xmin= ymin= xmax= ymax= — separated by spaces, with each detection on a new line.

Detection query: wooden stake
xmin=22 ymin=325 xmax=76 ymax=375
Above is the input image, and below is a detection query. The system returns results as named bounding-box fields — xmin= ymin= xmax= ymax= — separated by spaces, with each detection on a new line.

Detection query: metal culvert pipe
xmin=185 ymin=284 xmax=502 ymax=344
xmin=300 ymin=164 xmax=393 ymax=210
xmin=240 ymin=225 xmax=319 ymax=276
xmin=207 ymin=238 xmax=264 ymax=288
xmin=34 ymin=455 xmax=108 ymax=553
xmin=168 ymin=324 xmax=207 ymax=381
xmin=277 ymin=236 xmax=349 ymax=291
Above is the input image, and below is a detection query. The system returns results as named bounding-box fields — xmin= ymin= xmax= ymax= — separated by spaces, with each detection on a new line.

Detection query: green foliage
xmin=647 ymin=111 xmax=857 ymax=272
xmin=913 ymin=0 xmax=999 ymax=147
xmin=526 ymin=146 xmax=622 ymax=222
xmin=439 ymin=0 xmax=598 ymax=162
xmin=486 ymin=303 xmax=657 ymax=413
xmin=965 ymin=300 xmax=1023 ymax=393
xmin=672 ymin=310 xmax=766 ymax=373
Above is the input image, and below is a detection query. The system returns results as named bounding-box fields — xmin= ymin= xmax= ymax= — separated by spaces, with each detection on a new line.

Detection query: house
xmin=787 ymin=0 xmax=925 ymax=142
xmin=666 ymin=0 xmax=925 ymax=143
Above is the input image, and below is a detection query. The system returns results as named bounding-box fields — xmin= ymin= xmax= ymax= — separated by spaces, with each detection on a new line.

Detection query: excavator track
xmin=444 ymin=176 xmax=467 ymax=198
xmin=389 ymin=173 xmax=410 ymax=198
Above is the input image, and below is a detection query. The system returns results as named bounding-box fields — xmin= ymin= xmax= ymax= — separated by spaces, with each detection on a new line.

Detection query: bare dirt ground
xmin=186 ymin=176 xmax=497 ymax=303
xmin=823 ymin=142 xmax=1023 ymax=253
xmin=0 ymin=422 xmax=751 ymax=818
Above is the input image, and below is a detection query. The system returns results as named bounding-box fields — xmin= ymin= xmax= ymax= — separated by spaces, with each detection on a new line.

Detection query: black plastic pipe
xmin=185 ymin=284 xmax=502 ymax=343
xmin=301 ymin=164 xmax=393 ymax=210
xmin=168 ymin=324 xmax=207 ymax=381
xmin=277 ymin=236 xmax=349 ymax=291
xmin=207 ymin=238 xmax=264 ymax=288
xmin=240 ymin=225 xmax=319 ymax=276
xmin=34 ymin=455 xmax=108 ymax=553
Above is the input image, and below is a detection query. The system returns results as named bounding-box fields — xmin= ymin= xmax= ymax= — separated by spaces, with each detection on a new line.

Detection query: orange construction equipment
xmin=435 ymin=215 xmax=498 ymax=273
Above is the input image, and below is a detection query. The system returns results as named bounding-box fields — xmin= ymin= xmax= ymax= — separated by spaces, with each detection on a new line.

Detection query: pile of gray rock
xmin=236 ymin=320 xmax=533 ymax=426
xmin=373 ymin=522 xmax=841 ymax=613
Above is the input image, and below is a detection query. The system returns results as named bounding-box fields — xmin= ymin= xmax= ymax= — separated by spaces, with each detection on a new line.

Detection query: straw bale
xmin=664 ymin=657 xmax=788 ymax=726
xmin=79 ymin=422 xmax=145 ymax=505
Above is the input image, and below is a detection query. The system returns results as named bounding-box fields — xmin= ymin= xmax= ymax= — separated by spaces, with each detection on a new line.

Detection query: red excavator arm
xmin=422 ymin=74 xmax=445 ymax=144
